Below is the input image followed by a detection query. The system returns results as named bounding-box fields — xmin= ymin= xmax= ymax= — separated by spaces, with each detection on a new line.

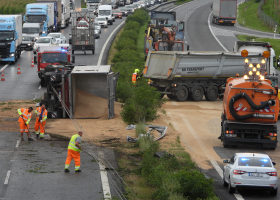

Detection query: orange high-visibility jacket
xmin=18 ymin=108 xmax=32 ymax=124
xmin=35 ymin=107 xmax=48 ymax=122
xmin=132 ymin=73 xmax=138 ymax=83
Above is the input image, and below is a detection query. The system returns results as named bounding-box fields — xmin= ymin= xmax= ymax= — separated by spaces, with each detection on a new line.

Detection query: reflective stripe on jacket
xmin=18 ymin=108 xmax=32 ymax=124
xmin=35 ymin=107 xmax=48 ymax=122
xmin=68 ymin=134 xmax=82 ymax=152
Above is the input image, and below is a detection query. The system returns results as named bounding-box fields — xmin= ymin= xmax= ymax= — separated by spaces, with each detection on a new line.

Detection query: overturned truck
xmin=39 ymin=64 xmax=119 ymax=119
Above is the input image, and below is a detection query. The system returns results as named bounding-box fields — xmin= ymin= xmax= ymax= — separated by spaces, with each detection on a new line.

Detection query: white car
xmin=223 ymin=153 xmax=278 ymax=195
xmin=33 ymin=36 xmax=56 ymax=54
xmin=133 ymin=2 xmax=142 ymax=8
xmin=96 ymin=17 xmax=108 ymax=28
xmin=47 ymin=33 xmax=66 ymax=44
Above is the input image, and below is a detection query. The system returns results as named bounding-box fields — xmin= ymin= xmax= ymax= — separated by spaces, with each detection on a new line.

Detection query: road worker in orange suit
xmin=17 ymin=107 xmax=33 ymax=141
xmin=65 ymin=131 xmax=83 ymax=173
xmin=132 ymin=69 xmax=140 ymax=84
xmin=34 ymin=104 xmax=48 ymax=139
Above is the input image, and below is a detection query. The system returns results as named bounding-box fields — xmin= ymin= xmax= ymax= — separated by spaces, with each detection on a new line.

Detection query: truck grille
xmin=0 ymin=44 xmax=11 ymax=58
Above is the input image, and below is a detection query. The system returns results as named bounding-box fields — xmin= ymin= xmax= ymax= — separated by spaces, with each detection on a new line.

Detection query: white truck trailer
xmin=212 ymin=0 xmax=237 ymax=25
xmin=61 ymin=0 xmax=71 ymax=28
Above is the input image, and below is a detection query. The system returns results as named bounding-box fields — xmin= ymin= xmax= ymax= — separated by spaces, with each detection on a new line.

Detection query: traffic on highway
xmin=1 ymin=0 xmax=280 ymax=199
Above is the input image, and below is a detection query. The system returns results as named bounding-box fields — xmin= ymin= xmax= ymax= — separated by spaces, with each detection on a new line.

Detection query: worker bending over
xmin=34 ymin=104 xmax=48 ymax=139
xmin=17 ymin=107 xmax=33 ymax=141
xmin=132 ymin=69 xmax=140 ymax=84
xmin=65 ymin=131 xmax=83 ymax=173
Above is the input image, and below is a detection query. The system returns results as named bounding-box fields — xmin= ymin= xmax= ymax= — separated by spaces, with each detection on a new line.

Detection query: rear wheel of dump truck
xmin=205 ymin=86 xmax=218 ymax=101
xmin=176 ymin=86 xmax=188 ymax=102
xmin=191 ymin=85 xmax=204 ymax=101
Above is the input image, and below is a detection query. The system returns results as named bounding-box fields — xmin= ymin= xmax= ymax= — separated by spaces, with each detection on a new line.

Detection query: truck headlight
xmin=9 ymin=53 xmax=14 ymax=57
xmin=42 ymin=31 xmax=46 ymax=34
xmin=27 ymin=44 xmax=31 ymax=46
xmin=35 ymin=37 xmax=39 ymax=40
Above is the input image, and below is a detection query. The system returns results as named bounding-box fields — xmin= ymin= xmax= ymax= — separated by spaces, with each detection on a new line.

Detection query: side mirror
xmin=223 ymin=160 xmax=229 ymax=163
xmin=34 ymin=56 xmax=37 ymax=64
xmin=272 ymin=162 xmax=276 ymax=166
xmin=71 ymin=55 xmax=75 ymax=63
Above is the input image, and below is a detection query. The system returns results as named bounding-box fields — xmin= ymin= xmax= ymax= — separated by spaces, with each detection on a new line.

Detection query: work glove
xmin=40 ymin=120 xmax=43 ymax=123
xmin=25 ymin=123 xmax=28 ymax=125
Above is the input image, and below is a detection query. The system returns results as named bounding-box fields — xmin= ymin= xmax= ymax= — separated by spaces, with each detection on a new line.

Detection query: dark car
xmin=119 ymin=8 xmax=129 ymax=16
xmin=21 ymin=36 xmax=34 ymax=51
xmin=113 ymin=9 xmax=123 ymax=19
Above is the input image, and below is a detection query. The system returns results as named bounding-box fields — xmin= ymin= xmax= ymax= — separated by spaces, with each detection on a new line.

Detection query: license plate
xmin=226 ymin=134 xmax=237 ymax=137
xmin=0 ymin=43 xmax=5 ymax=45
xmin=249 ymin=173 xmax=263 ymax=177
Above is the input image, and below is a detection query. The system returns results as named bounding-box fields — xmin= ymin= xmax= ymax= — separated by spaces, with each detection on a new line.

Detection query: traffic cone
xmin=1 ymin=71 xmax=5 ymax=81
xmin=31 ymin=58 xmax=34 ymax=67
xmin=17 ymin=64 xmax=21 ymax=74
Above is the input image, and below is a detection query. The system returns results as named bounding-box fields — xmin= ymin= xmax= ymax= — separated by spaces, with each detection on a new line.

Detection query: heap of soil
xmin=74 ymin=89 xmax=108 ymax=119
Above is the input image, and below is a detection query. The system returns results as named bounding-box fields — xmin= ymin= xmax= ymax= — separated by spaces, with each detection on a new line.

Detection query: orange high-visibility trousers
xmin=65 ymin=149 xmax=81 ymax=168
xmin=19 ymin=122 xmax=29 ymax=133
xmin=34 ymin=120 xmax=46 ymax=133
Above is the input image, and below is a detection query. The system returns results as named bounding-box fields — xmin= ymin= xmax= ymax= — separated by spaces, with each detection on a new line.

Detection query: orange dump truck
xmin=220 ymin=50 xmax=279 ymax=150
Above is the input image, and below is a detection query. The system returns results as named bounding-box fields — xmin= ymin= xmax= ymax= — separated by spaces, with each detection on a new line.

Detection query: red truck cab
xmin=34 ymin=44 xmax=75 ymax=87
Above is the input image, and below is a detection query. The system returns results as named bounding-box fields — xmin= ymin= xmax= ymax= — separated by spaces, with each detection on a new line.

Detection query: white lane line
xmin=21 ymin=50 xmax=25 ymax=54
xmin=172 ymin=101 xmax=178 ymax=105
xmin=15 ymin=139 xmax=20 ymax=148
xmin=97 ymin=21 xmax=125 ymax=66
xmin=0 ymin=64 xmax=9 ymax=73
xmin=38 ymin=85 xmax=41 ymax=90
xmin=208 ymin=11 xmax=229 ymax=52
xmin=4 ymin=170 xmax=11 ymax=185
xmin=180 ymin=114 xmax=244 ymax=200
xmin=98 ymin=151 xmax=111 ymax=199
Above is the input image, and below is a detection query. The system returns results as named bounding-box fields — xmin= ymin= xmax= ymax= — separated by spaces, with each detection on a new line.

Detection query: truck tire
xmin=176 ymin=86 xmax=188 ymax=102
xmin=40 ymin=78 xmax=46 ymax=87
xmin=191 ymin=85 xmax=204 ymax=101
xmin=205 ymin=86 xmax=218 ymax=101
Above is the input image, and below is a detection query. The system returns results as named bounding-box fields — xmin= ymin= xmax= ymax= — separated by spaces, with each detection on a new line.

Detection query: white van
xmin=98 ymin=5 xmax=113 ymax=25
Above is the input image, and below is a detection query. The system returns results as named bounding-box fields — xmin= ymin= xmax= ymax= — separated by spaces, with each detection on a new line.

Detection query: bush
xmin=125 ymin=21 xmax=141 ymax=33
xmin=113 ymin=61 xmax=141 ymax=82
xmin=4 ymin=6 xmax=10 ymax=14
xmin=119 ymin=30 xmax=138 ymax=44
xmin=115 ymin=38 xmax=137 ymax=51
xmin=175 ymin=170 xmax=215 ymax=199
xmin=10 ymin=7 xmax=16 ymax=14
xmin=0 ymin=6 xmax=4 ymax=14
xmin=116 ymin=81 xmax=134 ymax=103
xmin=112 ymin=49 xmax=143 ymax=63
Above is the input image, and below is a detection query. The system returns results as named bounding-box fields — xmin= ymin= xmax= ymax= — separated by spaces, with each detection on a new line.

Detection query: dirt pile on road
xmin=74 ymin=89 xmax=108 ymax=119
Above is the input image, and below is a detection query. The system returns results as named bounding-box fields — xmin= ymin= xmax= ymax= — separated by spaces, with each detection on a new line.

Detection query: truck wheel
xmin=191 ymin=85 xmax=204 ymax=101
xmin=176 ymin=86 xmax=188 ymax=102
xmin=205 ymin=86 xmax=218 ymax=101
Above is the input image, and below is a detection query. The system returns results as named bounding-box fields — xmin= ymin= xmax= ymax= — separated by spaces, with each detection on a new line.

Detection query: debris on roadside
xmin=154 ymin=151 xmax=175 ymax=159
xmin=126 ymin=125 xmax=167 ymax=142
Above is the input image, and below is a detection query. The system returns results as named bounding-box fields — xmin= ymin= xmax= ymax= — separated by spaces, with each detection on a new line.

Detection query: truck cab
xmin=98 ymin=5 xmax=113 ymax=25
xmin=22 ymin=23 xmax=43 ymax=41
xmin=34 ymin=44 xmax=75 ymax=86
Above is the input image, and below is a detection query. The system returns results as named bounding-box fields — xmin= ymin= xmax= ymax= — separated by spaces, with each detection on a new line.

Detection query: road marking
xmin=21 ymin=50 xmax=25 ymax=54
xmin=172 ymin=101 xmax=178 ymax=105
xmin=208 ymin=11 xmax=229 ymax=52
xmin=38 ymin=85 xmax=41 ymax=90
xmin=4 ymin=170 xmax=11 ymax=185
xmin=15 ymin=139 xmax=20 ymax=148
xmin=98 ymin=151 xmax=111 ymax=199
xmin=0 ymin=64 xmax=9 ymax=73
xmin=180 ymin=114 xmax=244 ymax=200
xmin=97 ymin=21 xmax=125 ymax=66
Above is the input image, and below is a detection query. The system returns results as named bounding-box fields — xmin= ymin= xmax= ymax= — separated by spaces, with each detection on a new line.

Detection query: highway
xmin=1 ymin=0 xmax=280 ymax=199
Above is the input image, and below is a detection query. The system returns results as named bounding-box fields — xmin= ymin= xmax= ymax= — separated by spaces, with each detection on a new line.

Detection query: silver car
xmin=21 ymin=36 xmax=34 ymax=51
xmin=96 ymin=17 xmax=108 ymax=28
xmin=94 ymin=22 xmax=101 ymax=33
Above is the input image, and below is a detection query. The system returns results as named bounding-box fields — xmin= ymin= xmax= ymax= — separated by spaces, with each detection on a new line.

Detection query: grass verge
xmin=107 ymin=26 xmax=125 ymax=65
xmin=237 ymin=0 xmax=274 ymax=33
xmin=174 ymin=0 xmax=192 ymax=5
xmin=261 ymin=0 xmax=280 ymax=25
xmin=236 ymin=35 xmax=280 ymax=58
xmin=0 ymin=0 xmax=35 ymax=14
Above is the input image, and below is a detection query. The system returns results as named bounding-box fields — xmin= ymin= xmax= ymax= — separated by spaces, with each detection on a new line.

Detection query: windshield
xmin=0 ymin=31 xmax=14 ymax=41
xmin=48 ymin=34 xmax=60 ymax=38
xmin=41 ymin=53 xmax=68 ymax=63
xmin=171 ymin=42 xmax=183 ymax=51
xmin=96 ymin=18 xmax=106 ymax=21
xmin=23 ymin=28 xmax=39 ymax=34
xmin=113 ymin=10 xmax=120 ymax=13
xmin=88 ymin=0 xmax=99 ymax=2
xmin=99 ymin=10 xmax=111 ymax=15
xmin=36 ymin=38 xmax=50 ymax=43
xmin=22 ymin=37 xmax=31 ymax=41
xmin=26 ymin=15 xmax=47 ymax=23
xmin=238 ymin=157 xmax=272 ymax=167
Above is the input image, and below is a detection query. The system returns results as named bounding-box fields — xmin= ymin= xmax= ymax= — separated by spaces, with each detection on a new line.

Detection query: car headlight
xmin=95 ymin=30 xmax=99 ymax=34
xmin=35 ymin=37 xmax=39 ymax=40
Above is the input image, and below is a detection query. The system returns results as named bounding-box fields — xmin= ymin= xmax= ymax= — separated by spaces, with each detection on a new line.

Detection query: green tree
xmin=0 ymin=6 xmax=5 ymax=14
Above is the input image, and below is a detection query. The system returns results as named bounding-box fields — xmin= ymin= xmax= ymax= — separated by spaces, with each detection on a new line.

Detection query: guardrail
xmin=258 ymin=0 xmax=279 ymax=32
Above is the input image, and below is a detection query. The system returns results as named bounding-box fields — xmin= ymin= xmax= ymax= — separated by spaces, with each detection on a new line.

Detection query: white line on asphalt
xmin=98 ymin=151 xmax=112 ymax=199
xmin=0 ymin=64 xmax=9 ymax=73
xmin=180 ymin=114 xmax=244 ymax=200
xmin=208 ymin=11 xmax=229 ymax=52
xmin=21 ymin=50 xmax=25 ymax=54
xmin=38 ymin=85 xmax=41 ymax=90
xmin=15 ymin=139 xmax=20 ymax=148
xmin=4 ymin=170 xmax=11 ymax=185
xmin=97 ymin=21 xmax=125 ymax=66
